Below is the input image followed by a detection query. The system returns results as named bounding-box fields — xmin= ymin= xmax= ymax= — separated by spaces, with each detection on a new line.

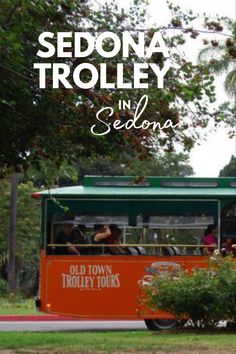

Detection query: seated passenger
xmin=203 ymin=224 xmax=218 ymax=255
xmin=106 ymin=225 xmax=126 ymax=255
xmin=55 ymin=224 xmax=80 ymax=255
xmin=221 ymin=236 xmax=236 ymax=256
xmin=91 ymin=224 xmax=111 ymax=255
xmin=71 ymin=224 xmax=89 ymax=255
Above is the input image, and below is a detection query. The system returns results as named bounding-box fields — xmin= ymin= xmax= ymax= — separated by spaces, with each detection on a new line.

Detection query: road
xmin=0 ymin=320 xmax=147 ymax=331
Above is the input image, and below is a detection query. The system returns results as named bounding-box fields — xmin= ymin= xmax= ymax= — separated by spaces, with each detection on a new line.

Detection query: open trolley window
xmin=45 ymin=199 xmax=218 ymax=256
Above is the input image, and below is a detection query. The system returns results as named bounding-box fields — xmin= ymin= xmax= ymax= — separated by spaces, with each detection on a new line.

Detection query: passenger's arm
xmin=66 ymin=242 xmax=80 ymax=255
xmin=115 ymin=245 xmax=126 ymax=254
xmin=94 ymin=226 xmax=111 ymax=241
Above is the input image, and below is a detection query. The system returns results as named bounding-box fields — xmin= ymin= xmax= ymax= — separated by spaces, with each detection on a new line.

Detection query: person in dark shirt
xmin=106 ymin=225 xmax=126 ymax=255
xmin=56 ymin=224 xmax=80 ymax=255
xmin=71 ymin=225 xmax=89 ymax=255
xmin=221 ymin=236 xmax=236 ymax=256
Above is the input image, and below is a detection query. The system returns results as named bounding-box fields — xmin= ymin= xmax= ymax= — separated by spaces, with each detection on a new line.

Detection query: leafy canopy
xmin=0 ymin=0 xmax=232 ymax=175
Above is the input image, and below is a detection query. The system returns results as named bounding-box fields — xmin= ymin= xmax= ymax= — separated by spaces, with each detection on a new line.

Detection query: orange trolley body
xmin=39 ymin=253 xmax=208 ymax=319
xmin=33 ymin=176 xmax=236 ymax=330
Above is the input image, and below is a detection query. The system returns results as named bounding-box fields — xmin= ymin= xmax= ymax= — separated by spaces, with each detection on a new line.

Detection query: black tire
xmin=144 ymin=319 xmax=178 ymax=331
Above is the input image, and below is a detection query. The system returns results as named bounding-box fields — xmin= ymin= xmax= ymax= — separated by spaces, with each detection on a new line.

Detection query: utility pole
xmin=7 ymin=173 xmax=19 ymax=295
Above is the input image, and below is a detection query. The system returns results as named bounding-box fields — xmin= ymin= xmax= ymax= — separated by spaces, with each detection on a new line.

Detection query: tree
xmin=78 ymin=152 xmax=193 ymax=179
xmin=219 ymin=155 xmax=236 ymax=177
xmin=198 ymin=20 xmax=236 ymax=97
xmin=7 ymin=174 xmax=19 ymax=294
xmin=0 ymin=0 xmax=229 ymax=176
xmin=0 ymin=180 xmax=40 ymax=295
xmin=125 ymin=153 xmax=194 ymax=177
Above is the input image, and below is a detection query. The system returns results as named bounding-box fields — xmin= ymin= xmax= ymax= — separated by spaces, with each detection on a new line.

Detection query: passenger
xmin=106 ymin=225 xmax=126 ymax=255
xmin=55 ymin=223 xmax=80 ymax=255
xmin=233 ymin=244 xmax=236 ymax=257
xmin=91 ymin=224 xmax=111 ymax=255
xmin=72 ymin=224 xmax=89 ymax=255
xmin=203 ymin=224 xmax=218 ymax=255
xmin=221 ymin=236 xmax=236 ymax=256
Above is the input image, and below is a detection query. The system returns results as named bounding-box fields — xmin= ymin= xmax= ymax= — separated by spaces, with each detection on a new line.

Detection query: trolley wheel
xmin=144 ymin=319 xmax=178 ymax=331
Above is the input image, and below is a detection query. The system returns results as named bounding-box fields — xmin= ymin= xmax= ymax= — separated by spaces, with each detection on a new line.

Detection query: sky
xmin=97 ymin=0 xmax=236 ymax=176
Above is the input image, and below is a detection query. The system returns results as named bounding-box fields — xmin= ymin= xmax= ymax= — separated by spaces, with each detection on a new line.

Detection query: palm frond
xmin=230 ymin=21 xmax=236 ymax=38
xmin=210 ymin=58 xmax=233 ymax=74
xmin=224 ymin=69 xmax=236 ymax=97
xmin=198 ymin=45 xmax=227 ymax=62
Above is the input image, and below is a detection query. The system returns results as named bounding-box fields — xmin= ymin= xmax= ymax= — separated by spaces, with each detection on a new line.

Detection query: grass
xmin=0 ymin=331 xmax=235 ymax=353
xmin=0 ymin=297 xmax=235 ymax=353
xmin=0 ymin=297 xmax=38 ymax=315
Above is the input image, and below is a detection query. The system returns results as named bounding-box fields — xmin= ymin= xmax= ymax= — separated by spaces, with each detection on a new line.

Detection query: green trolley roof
xmin=32 ymin=176 xmax=236 ymax=199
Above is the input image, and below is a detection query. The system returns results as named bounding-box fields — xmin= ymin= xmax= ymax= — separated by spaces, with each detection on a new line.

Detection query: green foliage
xmin=125 ymin=153 xmax=194 ymax=177
xmin=0 ymin=295 xmax=36 ymax=315
xmin=199 ymin=19 xmax=236 ymax=98
xmin=0 ymin=331 xmax=235 ymax=352
xmin=78 ymin=152 xmax=194 ymax=179
xmin=142 ymin=256 xmax=236 ymax=328
xmin=0 ymin=278 xmax=7 ymax=296
xmin=0 ymin=0 xmax=128 ymax=173
xmin=25 ymin=159 xmax=78 ymax=188
xmin=219 ymin=155 xmax=236 ymax=177
xmin=0 ymin=0 xmax=229 ymax=176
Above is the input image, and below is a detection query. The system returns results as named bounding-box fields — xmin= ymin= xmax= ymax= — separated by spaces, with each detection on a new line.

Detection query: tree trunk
xmin=7 ymin=173 xmax=19 ymax=295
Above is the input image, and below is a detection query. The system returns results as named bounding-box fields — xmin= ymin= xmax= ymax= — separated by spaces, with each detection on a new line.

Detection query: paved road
xmin=0 ymin=320 xmax=147 ymax=332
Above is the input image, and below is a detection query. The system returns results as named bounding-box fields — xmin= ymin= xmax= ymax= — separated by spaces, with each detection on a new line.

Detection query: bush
xmin=0 ymin=293 xmax=35 ymax=314
xmin=0 ymin=277 xmax=7 ymax=296
xmin=142 ymin=255 xmax=236 ymax=329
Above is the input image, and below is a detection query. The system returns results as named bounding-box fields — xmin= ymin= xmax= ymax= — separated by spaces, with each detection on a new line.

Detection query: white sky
xmin=97 ymin=0 xmax=236 ymax=176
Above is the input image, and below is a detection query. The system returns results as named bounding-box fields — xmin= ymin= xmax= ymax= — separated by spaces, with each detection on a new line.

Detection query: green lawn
xmin=0 ymin=297 xmax=38 ymax=315
xmin=0 ymin=331 xmax=235 ymax=353
xmin=0 ymin=298 xmax=235 ymax=353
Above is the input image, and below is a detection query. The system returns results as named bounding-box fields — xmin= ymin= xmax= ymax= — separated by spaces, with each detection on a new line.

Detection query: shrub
xmin=142 ymin=255 xmax=236 ymax=329
xmin=0 ymin=277 xmax=7 ymax=296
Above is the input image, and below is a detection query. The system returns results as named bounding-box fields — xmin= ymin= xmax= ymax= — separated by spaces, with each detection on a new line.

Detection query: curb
xmin=0 ymin=315 xmax=79 ymax=322
xmin=0 ymin=315 xmax=138 ymax=322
